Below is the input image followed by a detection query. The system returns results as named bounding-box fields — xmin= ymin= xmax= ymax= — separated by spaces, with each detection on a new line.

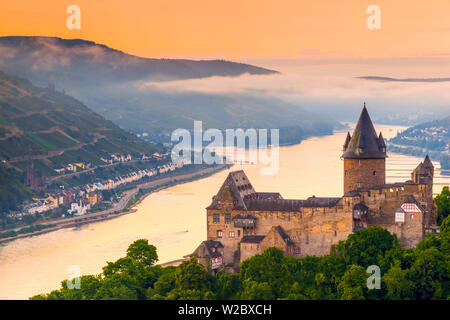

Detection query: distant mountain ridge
xmin=358 ymin=76 xmax=450 ymax=82
xmin=0 ymin=36 xmax=278 ymax=86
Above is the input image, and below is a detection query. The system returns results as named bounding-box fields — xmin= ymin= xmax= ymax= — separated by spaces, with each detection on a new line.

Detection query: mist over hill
xmin=0 ymin=36 xmax=277 ymax=85
xmin=0 ymin=36 xmax=340 ymax=143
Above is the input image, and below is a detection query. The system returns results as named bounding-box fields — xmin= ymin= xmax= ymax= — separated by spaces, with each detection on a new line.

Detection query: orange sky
xmin=1 ymin=0 xmax=450 ymax=59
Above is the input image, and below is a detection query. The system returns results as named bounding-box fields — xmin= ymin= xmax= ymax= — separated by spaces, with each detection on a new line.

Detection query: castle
xmin=190 ymin=105 xmax=436 ymax=273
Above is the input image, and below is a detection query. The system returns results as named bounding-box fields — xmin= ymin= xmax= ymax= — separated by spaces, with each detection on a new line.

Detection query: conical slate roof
xmin=423 ymin=155 xmax=434 ymax=168
xmin=342 ymin=105 xmax=387 ymax=159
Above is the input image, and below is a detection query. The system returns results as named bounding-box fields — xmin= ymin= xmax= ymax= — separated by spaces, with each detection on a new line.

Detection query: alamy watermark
xmin=66 ymin=5 xmax=81 ymax=30
xmin=171 ymin=121 xmax=279 ymax=175
xmin=366 ymin=5 xmax=381 ymax=30
xmin=366 ymin=265 xmax=381 ymax=290
xmin=66 ymin=265 xmax=81 ymax=290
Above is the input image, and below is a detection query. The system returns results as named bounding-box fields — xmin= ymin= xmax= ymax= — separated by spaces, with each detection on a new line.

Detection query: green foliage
xmin=337 ymin=265 xmax=367 ymax=300
xmin=176 ymin=257 xmax=210 ymax=291
xmin=382 ymin=262 xmax=414 ymax=300
xmin=33 ymin=225 xmax=450 ymax=300
xmin=0 ymin=69 xmax=160 ymax=210
xmin=240 ymin=280 xmax=274 ymax=300
xmin=335 ymin=226 xmax=398 ymax=267
xmin=435 ymin=186 xmax=450 ymax=225
xmin=0 ymin=164 xmax=33 ymax=212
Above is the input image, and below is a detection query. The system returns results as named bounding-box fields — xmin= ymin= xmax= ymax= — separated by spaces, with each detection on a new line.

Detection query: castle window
xmin=373 ymin=170 xmax=377 ymax=176
xmin=334 ymin=230 xmax=337 ymax=237
xmin=237 ymin=230 xmax=240 ymax=237
xmin=229 ymin=231 xmax=235 ymax=238
xmin=217 ymin=230 xmax=223 ymax=238
xmin=357 ymin=183 xmax=361 ymax=188
xmin=345 ymin=170 xmax=348 ymax=176
xmin=213 ymin=214 xmax=220 ymax=224
xmin=225 ymin=214 xmax=231 ymax=224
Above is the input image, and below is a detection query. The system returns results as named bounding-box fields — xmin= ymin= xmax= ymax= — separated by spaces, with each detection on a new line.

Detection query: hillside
xmin=388 ymin=116 xmax=450 ymax=169
xmin=0 ymin=70 xmax=160 ymax=210
xmin=0 ymin=36 xmax=340 ymax=143
xmin=0 ymin=70 xmax=158 ymax=162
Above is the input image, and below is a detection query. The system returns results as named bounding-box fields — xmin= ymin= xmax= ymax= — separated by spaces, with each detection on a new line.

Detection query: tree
xmin=126 ymin=239 xmax=158 ymax=267
xmin=336 ymin=226 xmax=398 ymax=267
xmin=240 ymin=247 xmax=291 ymax=298
xmin=337 ymin=265 xmax=367 ymax=300
xmin=94 ymin=274 xmax=139 ymax=300
xmin=435 ymin=186 xmax=450 ymax=225
xmin=175 ymin=257 xmax=209 ymax=291
xmin=411 ymin=247 xmax=446 ymax=299
xmin=383 ymin=262 xmax=414 ymax=300
xmin=214 ymin=270 xmax=240 ymax=300
xmin=240 ymin=280 xmax=274 ymax=300
xmin=148 ymin=267 xmax=177 ymax=298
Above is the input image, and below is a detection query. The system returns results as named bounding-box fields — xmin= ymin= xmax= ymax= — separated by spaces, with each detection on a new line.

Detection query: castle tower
xmin=412 ymin=154 xmax=436 ymax=226
xmin=342 ymin=104 xmax=386 ymax=193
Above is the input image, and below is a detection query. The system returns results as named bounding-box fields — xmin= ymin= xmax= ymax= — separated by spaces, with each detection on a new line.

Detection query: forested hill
xmin=0 ymin=70 xmax=159 ymax=211
xmin=388 ymin=116 xmax=450 ymax=170
xmin=0 ymin=70 xmax=158 ymax=164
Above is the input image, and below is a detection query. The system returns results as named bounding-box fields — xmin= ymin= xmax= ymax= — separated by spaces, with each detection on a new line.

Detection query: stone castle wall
xmin=207 ymin=178 xmax=430 ymax=266
xmin=207 ymin=204 xmax=354 ymax=266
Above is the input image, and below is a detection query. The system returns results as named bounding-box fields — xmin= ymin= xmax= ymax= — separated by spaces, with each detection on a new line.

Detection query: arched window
xmin=373 ymin=170 xmax=377 ymax=176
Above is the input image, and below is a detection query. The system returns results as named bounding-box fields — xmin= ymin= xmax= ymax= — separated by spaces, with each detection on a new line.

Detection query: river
xmin=0 ymin=124 xmax=449 ymax=299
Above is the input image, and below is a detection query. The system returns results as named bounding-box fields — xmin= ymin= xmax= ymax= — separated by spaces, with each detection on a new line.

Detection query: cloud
xmin=136 ymin=71 xmax=450 ymax=104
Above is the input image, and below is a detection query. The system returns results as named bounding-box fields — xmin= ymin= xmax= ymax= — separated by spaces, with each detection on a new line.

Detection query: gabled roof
xmin=206 ymin=170 xmax=255 ymax=210
xmin=244 ymin=192 xmax=283 ymax=200
xmin=342 ymin=105 xmax=387 ymax=159
xmin=243 ymin=198 xmax=304 ymax=211
xmin=353 ymin=203 xmax=368 ymax=211
xmin=402 ymin=195 xmax=426 ymax=213
xmin=241 ymin=235 xmax=266 ymax=243
xmin=273 ymin=226 xmax=294 ymax=246
xmin=303 ymin=196 xmax=341 ymax=207
xmin=190 ymin=240 xmax=224 ymax=259
xmin=233 ymin=213 xmax=257 ymax=220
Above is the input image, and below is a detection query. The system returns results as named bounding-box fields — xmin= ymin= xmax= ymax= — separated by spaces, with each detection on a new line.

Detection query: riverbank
xmin=0 ymin=163 xmax=229 ymax=244
xmin=388 ymin=143 xmax=450 ymax=174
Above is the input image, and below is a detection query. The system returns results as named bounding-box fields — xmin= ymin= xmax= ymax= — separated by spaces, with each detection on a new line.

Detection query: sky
xmin=1 ymin=0 xmax=450 ymax=60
